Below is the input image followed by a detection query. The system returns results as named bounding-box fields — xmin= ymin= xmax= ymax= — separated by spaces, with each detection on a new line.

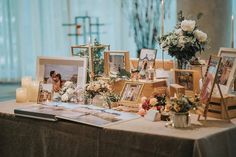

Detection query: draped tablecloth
xmin=1 ymin=100 xmax=236 ymax=157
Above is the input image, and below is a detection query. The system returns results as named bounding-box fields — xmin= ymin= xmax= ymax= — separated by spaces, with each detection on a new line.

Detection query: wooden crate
xmin=207 ymin=95 xmax=236 ymax=119
xmin=113 ymin=79 xmax=167 ymax=98
xmin=169 ymin=84 xmax=185 ymax=97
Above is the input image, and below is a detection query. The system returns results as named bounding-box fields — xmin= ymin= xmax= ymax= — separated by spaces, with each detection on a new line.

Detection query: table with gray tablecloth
xmin=1 ymin=100 xmax=236 ymax=157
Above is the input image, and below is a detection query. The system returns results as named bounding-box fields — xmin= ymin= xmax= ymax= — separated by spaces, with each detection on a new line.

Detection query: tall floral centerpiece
xmin=158 ymin=11 xmax=208 ymax=69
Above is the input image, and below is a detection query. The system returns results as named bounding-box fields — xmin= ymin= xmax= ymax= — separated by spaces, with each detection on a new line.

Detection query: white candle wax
xmin=16 ymin=88 xmax=28 ymax=103
xmin=29 ymin=81 xmax=39 ymax=102
xmin=231 ymin=15 xmax=234 ymax=48
xmin=21 ymin=76 xmax=32 ymax=100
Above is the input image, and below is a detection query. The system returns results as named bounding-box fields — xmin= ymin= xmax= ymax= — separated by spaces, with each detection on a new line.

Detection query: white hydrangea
xmin=64 ymin=81 xmax=73 ymax=88
xmin=194 ymin=29 xmax=207 ymax=42
xmin=181 ymin=20 xmax=196 ymax=32
xmin=66 ymin=88 xmax=75 ymax=95
xmin=175 ymin=28 xmax=183 ymax=35
xmin=61 ymin=94 xmax=69 ymax=102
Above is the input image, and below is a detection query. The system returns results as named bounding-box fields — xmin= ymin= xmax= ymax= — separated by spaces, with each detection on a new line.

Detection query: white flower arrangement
xmin=158 ymin=11 xmax=208 ymax=65
xmin=84 ymin=80 xmax=111 ymax=99
xmin=53 ymin=81 xmax=77 ymax=102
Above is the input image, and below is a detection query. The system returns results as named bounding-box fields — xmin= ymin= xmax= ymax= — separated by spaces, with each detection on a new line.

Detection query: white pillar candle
xmin=231 ymin=15 xmax=234 ymax=48
xmin=21 ymin=76 xmax=32 ymax=100
xmin=29 ymin=81 xmax=39 ymax=102
xmin=16 ymin=88 xmax=28 ymax=103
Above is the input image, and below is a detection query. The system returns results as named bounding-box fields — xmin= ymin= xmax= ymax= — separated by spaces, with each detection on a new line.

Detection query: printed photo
xmin=137 ymin=48 xmax=157 ymax=70
xmin=109 ymin=53 xmax=125 ymax=74
xmin=37 ymin=83 xmax=53 ymax=104
xmin=44 ymin=64 xmax=78 ymax=92
xmin=120 ymin=83 xmax=144 ymax=102
xmin=175 ymin=71 xmax=194 ymax=90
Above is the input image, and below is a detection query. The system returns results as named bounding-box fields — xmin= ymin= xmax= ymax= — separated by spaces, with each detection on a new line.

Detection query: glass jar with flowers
xmin=170 ymin=95 xmax=196 ymax=128
xmin=158 ymin=11 xmax=208 ymax=69
xmin=84 ymin=80 xmax=111 ymax=104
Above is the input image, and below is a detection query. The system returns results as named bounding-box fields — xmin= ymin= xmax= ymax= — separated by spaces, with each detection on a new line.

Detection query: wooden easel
xmin=198 ymin=82 xmax=230 ymax=121
xmin=198 ymin=55 xmax=230 ymax=121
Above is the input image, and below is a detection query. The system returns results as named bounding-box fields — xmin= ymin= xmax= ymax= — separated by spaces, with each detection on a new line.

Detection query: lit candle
xmin=29 ymin=81 xmax=39 ymax=102
xmin=231 ymin=15 xmax=234 ymax=48
xmin=21 ymin=76 xmax=32 ymax=101
xmin=16 ymin=88 xmax=28 ymax=103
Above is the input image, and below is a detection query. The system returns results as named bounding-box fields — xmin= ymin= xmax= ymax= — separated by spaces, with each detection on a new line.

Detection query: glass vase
xmin=173 ymin=112 xmax=191 ymax=128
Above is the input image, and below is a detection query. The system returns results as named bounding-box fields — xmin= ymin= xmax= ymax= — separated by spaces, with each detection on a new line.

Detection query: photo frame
xmin=36 ymin=56 xmax=87 ymax=89
xmin=217 ymin=47 xmax=236 ymax=94
xmin=174 ymin=69 xmax=200 ymax=94
xmin=71 ymin=45 xmax=89 ymax=57
xmin=37 ymin=82 xmax=53 ymax=104
xmin=120 ymin=82 xmax=144 ymax=104
xmin=104 ymin=51 xmax=130 ymax=76
xmin=137 ymin=48 xmax=157 ymax=70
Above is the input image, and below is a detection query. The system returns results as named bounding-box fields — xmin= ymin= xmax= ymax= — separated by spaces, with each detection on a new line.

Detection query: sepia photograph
xmin=120 ymin=82 xmax=144 ymax=103
xmin=175 ymin=71 xmax=194 ymax=91
xmin=37 ymin=82 xmax=53 ymax=104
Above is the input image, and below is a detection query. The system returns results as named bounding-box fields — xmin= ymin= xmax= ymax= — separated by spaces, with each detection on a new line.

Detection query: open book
xmin=14 ymin=102 xmax=140 ymax=127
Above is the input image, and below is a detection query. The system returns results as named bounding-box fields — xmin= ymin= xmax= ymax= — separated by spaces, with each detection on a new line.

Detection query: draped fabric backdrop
xmin=0 ymin=0 xmax=177 ymax=82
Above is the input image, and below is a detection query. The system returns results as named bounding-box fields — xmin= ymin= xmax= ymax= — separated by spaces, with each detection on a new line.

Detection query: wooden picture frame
xmin=71 ymin=45 xmax=89 ymax=57
xmin=36 ymin=56 xmax=87 ymax=89
xmin=174 ymin=69 xmax=200 ymax=95
xmin=217 ymin=47 xmax=236 ymax=94
xmin=104 ymin=51 xmax=130 ymax=76
xmin=71 ymin=44 xmax=110 ymax=80
xmin=137 ymin=48 xmax=157 ymax=70
xmin=120 ymin=82 xmax=144 ymax=104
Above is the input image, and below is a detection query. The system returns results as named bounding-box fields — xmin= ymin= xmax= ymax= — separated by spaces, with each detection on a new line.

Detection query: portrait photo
xmin=137 ymin=48 xmax=157 ymax=71
xmin=120 ymin=82 xmax=144 ymax=103
xmin=37 ymin=82 xmax=53 ymax=104
xmin=200 ymin=56 xmax=221 ymax=104
xmin=37 ymin=56 xmax=87 ymax=93
xmin=175 ymin=71 xmax=194 ymax=91
xmin=104 ymin=51 xmax=130 ymax=76
xmin=217 ymin=48 xmax=236 ymax=94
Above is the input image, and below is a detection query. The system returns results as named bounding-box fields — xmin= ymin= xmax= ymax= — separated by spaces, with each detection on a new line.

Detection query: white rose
xmin=66 ymin=88 xmax=75 ymax=95
xmin=64 ymin=81 xmax=73 ymax=88
xmin=175 ymin=28 xmax=183 ymax=35
xmin=181 ymin=20 xmax=196 ymax=32
xmin=194 ymin=29 xmax=207 ymax=42
xmin=61 ymin=94 xmax=69 ymax=102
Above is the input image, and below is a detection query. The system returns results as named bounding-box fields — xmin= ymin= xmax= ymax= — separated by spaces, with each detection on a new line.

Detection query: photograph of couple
xmin=44 ymin=64 xmax=78 ymax=92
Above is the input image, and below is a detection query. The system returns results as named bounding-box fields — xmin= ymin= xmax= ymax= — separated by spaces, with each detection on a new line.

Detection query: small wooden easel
xmin=198 ymin=80 xmax=230 ymax=121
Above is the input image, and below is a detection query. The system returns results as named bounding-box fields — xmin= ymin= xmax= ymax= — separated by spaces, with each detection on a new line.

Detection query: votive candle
xmin=29 ymin=81 xmax=39 ymax=102
xmin=16 ymin=88 xmax=28 ymax=103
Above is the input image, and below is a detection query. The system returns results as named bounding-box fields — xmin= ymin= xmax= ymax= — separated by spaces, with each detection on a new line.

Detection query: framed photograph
xmin=104 ymin=51 xmax=130 ymax=76
xmin=120 ymin=82 xmax=144 ymax=103
xmin=71 ymin=45 xmax=89 ymax=57
xmin=37 ymin=82 xmax=53 ymax=104
xmin=217 ymin=47 xmax=236 ymax=94
xmin=36 ymin=56 xmax=87 ymax=91
xmin=174 ymin=69 xmax=200 ymax=94
xmin=137 ymin=48 xmax=157 ymax=70
xmin=200 ymin=55 xmax=222 ymax=104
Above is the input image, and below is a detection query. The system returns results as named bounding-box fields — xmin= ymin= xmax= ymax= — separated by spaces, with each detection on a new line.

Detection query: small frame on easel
xmin=197 ymin=55 xmax=230 ymax=121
